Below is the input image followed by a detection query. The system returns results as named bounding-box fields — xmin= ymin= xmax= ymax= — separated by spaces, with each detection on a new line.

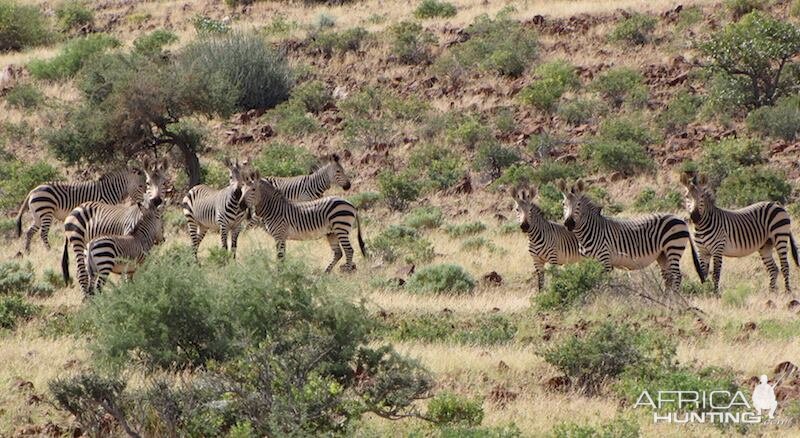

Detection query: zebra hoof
xmin=340 ymin=264 xmax=356 ymax=273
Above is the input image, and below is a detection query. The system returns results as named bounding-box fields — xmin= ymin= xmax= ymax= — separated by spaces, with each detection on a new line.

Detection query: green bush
xmin=428 ymin=392 xmax=484 ymax=426
xmin=369 ymin=225 xmax=434 ymax=264
xmin=444 ymin=221 xmax=486 ymax=237
xmin=696 ymin=137 xmax=765 ymax=185
xmin=378 ymin=170 xmax=422 ymax=210
xmin=717 ymin=167 xmax=792 ymax=207
xmin=581 ymin=140 xmax=653 ymax=176
xmin=681 ymin=279 xmax=716 ymax=296
xmin=292 ymin=80 xmax=332 ymax=114
xmin=0 ymin=295 xmax=38 ymax=329
xmin=132 ymin=29 xmax=178 ymax=58
xmin=746 ymin=95 xmax=800 ymax=141
xmin=252 ymin=143 xmax=316 ymax=177
xmin=179 ymin=32 xmax=293 ymax=111
xmin=415 ymin=0 xmax=457 ymax=18
xmin=271 ymin=100 xmax=319 ymax=136
xmin=0 ymin=260 xmax=34 ymax=294
xmin=198 ymin=160 xmax=230 ymax=187
xmin=408 ymin=144 xmax=465 ymax=190
xmin=550 ymin=416 xmax=640 ymax=438
xmin=534 ymin=260 xmax=608 ymax=311
xmin=28 ymin=34 xmax=119 ymax=81
xmin=385 ymin=313 xmax=516 ymax=345
xmin=446 ymin=115 xmax=494 ymax=149
xmin=0 ymin=0 xmax=51 ymax=52
xmin=308 ymin=27 xmax=368 ymax=57
xmin=597 ymin=114 xmax=656 ymax=145
xmin=793 ymin=0 xmax=800 ymax=17
xmin=0 ymin=160 xmax=61 ymax=210
xmin=348 ymin=191 xmax=381 ymax=210
xmin=4 ymin=83 xmax=43 ymax=110
xmin=518 ymin=60 xmax=579 ymax=111
xmin=632 ymin=187 xmax=683 ymax=212
xmin=403 ymin=206 xmax=444 ymax=229
xmin=55 ymin=0 xmax=94 ymax=34
xmin=657 ymin=90 xmax=700 ymax=133
xmin=609 ymin=14 xmax=657 ymax=45
xmin=725 ymin=0 xmax=766 ymax=19
xmin=461 ymin=236 xmax=496 ymax=252
xmin=590 ymin=67 xmax=648 ymax=108
xmin=390 ymin=21 xmax=436 ymax=64
xmin=557 ymin=98 xmax=604 ymax=126
xmin=474 ymin=142 xmax=521 ymax=178
xmin=192 ymin=15 xmax=230 ymax=34
xmin=407 ymin=264 xmax=476 ymax=295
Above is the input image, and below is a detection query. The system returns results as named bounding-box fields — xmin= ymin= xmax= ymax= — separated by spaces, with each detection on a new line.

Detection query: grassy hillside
xmin=1 ymin=0 xmax=800 ymax=436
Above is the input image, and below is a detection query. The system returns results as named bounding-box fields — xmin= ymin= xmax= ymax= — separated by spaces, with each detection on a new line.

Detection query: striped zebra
xmin=681 ymin=172 xmax=799 ymax=294
xmin=241 ymin=169 xmax=366 ymax=272
xmin=512 ymin=186 xmax=582 ymax=292
xmin=86 ymin=199 xmax=165 ymax=293
xmin=61 ymin=158 xmax=168 ymax=295
xmin=182 ymin=159 xmax=248 ymax=258
xmin=557 ymin=180 xmax=705 ymax=294
xmin=16 ymin=167 xmax=148 ymax=252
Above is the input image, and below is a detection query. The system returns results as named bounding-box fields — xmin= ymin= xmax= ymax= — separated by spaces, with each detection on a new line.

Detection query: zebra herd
xmin=11 ymin=152 xmax=799 ymax=301
xmin=514 ymin=174 xmax=799 ymax=298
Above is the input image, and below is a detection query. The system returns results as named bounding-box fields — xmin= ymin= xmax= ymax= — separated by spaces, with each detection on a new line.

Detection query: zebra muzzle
xmin=564 ymin=217 xmax=576 ymax=231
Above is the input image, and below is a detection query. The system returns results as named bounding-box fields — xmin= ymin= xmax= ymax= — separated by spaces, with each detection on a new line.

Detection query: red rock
xmin=488 ymin=384 xmax=518 ymax=407
xmin=543 ymin=375 xmax=570 ymax=392
xmin=788 ymin=299 xmax=800 ymax=312
xmin=483 ymin=271 xmax=503 ymax=286
xmin=743 ymin=321 xmax=757 ymax=331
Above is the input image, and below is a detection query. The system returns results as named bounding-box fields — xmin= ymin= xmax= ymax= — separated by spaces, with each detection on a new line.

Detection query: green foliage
xmin=444 ymin=221 xmax=486 ymax=237
xmin=557 ymin=98 xmax=604 ymax=126
xmin=439 ymin=14 xmax=538 ymax=77
xmin=0 ymin=295 xmax=38 ymax=329
xmin=446 ymin=115 xmax=494 ymax=149
xmin=340 ymin=86 xmax=428 ymax=149
xmin=0 ymin=260 xmax=33 ymax=294
xmin=4 ymin=83 xmax=43 ymax=110
xmin=474 ymin=142 xmax=521 ymax=178
xmin=369 ymin=225 xmax=434 ymax=264
xmin=271 ymin=100 xmax=319 ymax=136
xmin=746 ymin=95 xmax=800 ymax=141
xmin=428 ymin=392 xmax=484 ymax=426
xmin=179 ymin=32 xmax=293 ymax=111
xmin=407 ymin=264 xmax=476 ymax=295
xmin=696 ymin=137 xmax=765 ymax=186
xmin=680 ymin=279 xmax=716 ymax=297
xmin=590 ymin=67 xmax=648 ymax=108
xmin=192 ymin=15 xmax=230 ymax=34
xmin=378 ymin=170 xmax=422 ymax=210
xmin=390 ymin=21 xmax=436 ymax=64
xmin=292 ymin=80 xmax=332 ymax=114
xmin=28 ymin=34 xmax=120 ymax=81
xmin=348 ymin=191 xmax=381 ymax=210
xmin=597 ymin=114 xmax=657 ymax=145
xmin=793 ymin=0 xmax=800 ymax=17
xmin=494 ymin=162 xmax=584 ymax=191
xmin=0 ymin=160 xmax=61 ymax=210
xmin=717 ymin=166 xmax=791 ymax=207
xmin=263 ymin=15 xmax=298 ymax=36
xmin=518 ymin=60 xmax=579 ymax=111
xmin=617 ymin=366 xmax=739 ymax=414
xmin=439 ymin=424 xmax=522 ymax=438
xmin=632 ymin=187 xmax=683 ymax=212
xmin=550 ymin=416 xmax=640 ymax=438
xmin=403 ymin=206 xmax=444 ymax=230
xmin=581 ymin=140 xmax=653 ymax=176
xmin=133 ymin=29 xmax=178 ymax=58
xmin=383 ymin=313 xmax=517 ymax=345
xmin=701 ymin=11 xmax=800 ymax=108
xmin=415 ymin=0 xmax=457 ymax=18
xmin=609 ymin=13 xmax=657 ymax=45
xmin=0 ymin=0 xmax=51 ymax=52
xmin=534 ymin=260 xmax=609 ymax=311
xmin=542 ymin=322 xmax=674 ymax=394
xmin=308 ymin=27 xmax=368 ymax=57
xmin=252 ymin=143 xmax=316 ymax=177
xmin=657 ymin=90 xmax=700 ymax=133
xmin=408 ymin=144 xmax=465 ymax=190
xmin=55 ymin=0 xmax=94 ymax=34
xmin=49 ymin=371 xmax=129 ymax=437
xmin=461 ymin=236 xmax=497 ymax=252
xmin=725 ymin=0 xmax=767 ymax=19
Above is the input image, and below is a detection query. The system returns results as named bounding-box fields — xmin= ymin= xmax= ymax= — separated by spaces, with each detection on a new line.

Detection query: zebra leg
xmin=187 ymin=221 xmax=206 ymax=259
xmin=219 ymin=226 xmax=229 ymax=252
xmin=776 ymin=238 xmax=793 ymax=294
xmin=657 ymin=254 xmax=672 ymax=292
xmin=325 ymin=233 xmax=343 ymax=273
xmin=275 ymin=239 xmax=287 ymax=262
xmin=230 ymin=225 xmax=242 ymax=259
xmin=711 ymin=255 xmax=723 ymax=294
xmin=759 ymin=244 xmax=779 ymax=293
xmin=337 ymin=230 xmax=356 ymax=272
xmin=72 ymin=243 xmax=90 ymax=295
xmin=533 ymin=261 xmax=546 ymax=293
xmin=38 ymin=213 xmax=54 ymax=250
xmin=23 ymin=223 xmax=39 ymax=253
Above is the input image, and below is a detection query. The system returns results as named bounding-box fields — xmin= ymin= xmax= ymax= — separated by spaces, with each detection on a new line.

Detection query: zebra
xmin=85 ymin=199 xmax=165 ymax=293
xmin=15 ymin=167 xmax=148 ymax=252
xmin=241 ymin=169 xmax=366 ymax=272
xmin=61 ymin=158 xmax=168 ymax=295
xmin=182 ymin=159 xmax=249 ymax=258
xmin=557 ymin=179 xmax=705 ymax=295
xmin=680 ymin=172 xmax=799 ymax=294
xmin=512 ymin=186 xmax=582 ymax=292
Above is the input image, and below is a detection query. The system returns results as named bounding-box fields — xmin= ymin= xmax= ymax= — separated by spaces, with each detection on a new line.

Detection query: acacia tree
xmin=702 ymin=12 xmax=800 ymax=108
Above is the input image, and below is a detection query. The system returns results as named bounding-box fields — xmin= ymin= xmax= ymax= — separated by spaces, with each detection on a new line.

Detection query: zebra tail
xmin=61 ymin=237 xmax=71 ymax=284
xmin=356 ymin=212 xmax=367 ymax=258
xmin=15 ymin=193 xmax=30 ymax=238
xmin=790 ymin=234 xmax=799 ymax=267
xmin=690 ymin=241 xmax=706 ymax=283
xmin=86 ymin=248 xmax=96 ymax=292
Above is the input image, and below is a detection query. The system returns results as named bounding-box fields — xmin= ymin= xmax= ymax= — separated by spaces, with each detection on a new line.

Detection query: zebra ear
xmin=555 ymin=179 xmax=567 ymax=193
xmin=697 ymin=174 xmax=708 ymax=186
xmin=574 ymin=179 xmax=585 ymax=194
xmin=679 ymin=172 xmax=692 ymax=187
xmin=223 ymin=158 xmax=232 ymax=168
xmin=141 ymin=156 xmax=151 ymax=170
xmin=331 ymin=153 xmax=340 ymax=163
xmin=159 ymin=158 xmax=169 ymax=171
xmin=529 ymin=185 xmax=538 ymax=199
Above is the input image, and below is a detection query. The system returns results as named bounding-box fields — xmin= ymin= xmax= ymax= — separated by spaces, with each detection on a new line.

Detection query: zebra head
xmin=557 ymin=179 xmax=600 ymax=232
xmin=126 ymin=167 xmax=148 ymax=203
xmin=325 ymin=153 xmax=351 ymax=191
xmin=512 ymin=186 xmax=537 ymax=233
xmin=240 ymin=169 xmax=263 ymax=210
xmin=142 ymin=157 xmax=169 ymax=208
xmin=135 ymin=198 xmax=166 ymax=245
xmin=680 ymin=172 xmax=714 ymax=221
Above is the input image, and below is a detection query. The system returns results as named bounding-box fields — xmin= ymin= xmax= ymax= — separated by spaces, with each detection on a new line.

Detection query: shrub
xmin=132 ymin=29 xmax=178 ymax=58
xmin=632 ymin=187 xmax=683 ymax=212
xmin=609 ymin=13 xmax=657 ymax=45
xmin=28 ymin=34 xmax=119 ymax=81
xmin=746 ymin=95 xmax=800 ymax=141
xmin=474 ymin=142 xmax=520 ymax=179
xmin=378 ymin=170 xmax=422 ymax=210
xmin=179 ymin=32 xmax=293 ymax=111
xmin=0 ymin=260 xmax=34 ymax=294
xmin=697 ymin=137 xmax=765 ymax=185
xmin=0 ymin=295 xmax=38 ymax=329
xmin=534 ymin=260 xmax=609 ymax=311
xmin=550 ymin=416 xmax=640 ymax=438
xmin=725 ymin=0 xmax=766 ymax=19
xmin=252 ymin=143 xmax=315 ymax=177
xmin=192 ymin=15 xmax=230 ymax=34
xmin=369 ymin=225 xmax=435 ymax=264
xmin=348 ymin=191 xmax=381 ymax=210
xmin=407 ymin=264 xmax=476 ymax=295
xmin=597 ymin=114 xmax=656 ymax=145
xmin=590 ymin=67 xmax=648 ymax=108
xmin=557 ymin=98 xmax=604 ymax=126
xmin=444 ymin=221 xmax=486 ymax=237
xmin=793 ymin=0 xmax=800 ymax=17
xmin=717 ymin=167 xmax=791 ymax=207
xmin=657 ymin=90 xmax=700 ymax=133
xmin=55 ymin=1 xmax=94 ymax=34
xmin=0 ymin=0 xmax=51 ymax=52
xmin=446 ymin=115 xmax=494 ymax=149
xmin=0 ymin=160 xmax=61 ymax=210
xmin=198 ymin=160 xmax=230 ymax=187
xmin=617 ymin=366 xmax=739 ymax=414
xmin=428 ymin=392 xmax=484 ymax=426
xmin=391 ymin=21 xmax=436 ymax=64
xmin=581 ymin=140 xmax=653 ymax=176
xmin=408 ymin=144 xmax=465 ymax=190
xmin=403 ymin=206 xmax=444 ymax=229
xmin=518 ymin=60 xmax=579 ymax=111
xmin=292 ymin=80 xmax=332 ymax=114
xmin=308 ymin=27 xmax=368 ymax=57
xmin=415 ymin=0 xmax=457 ymax=19
xmin=4 ymin=83 xmax=43 ymax=109
xmin=271 ymin=100 xmax=319 ymax=136
xmin=385 ymin=313 xmax=516 ymax=345
xmin=701 ymin=12 xmax=800 ymax=108
xmin=49 ymin=372 xmax=130 ymax=438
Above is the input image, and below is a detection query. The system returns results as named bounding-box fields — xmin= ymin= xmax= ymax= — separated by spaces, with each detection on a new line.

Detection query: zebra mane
xmin=578 ymin=194 xmax=603 ymax=215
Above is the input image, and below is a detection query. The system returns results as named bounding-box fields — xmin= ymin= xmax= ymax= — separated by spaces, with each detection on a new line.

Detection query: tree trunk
xmin=177 ymin=142 xmax=201 ymax=188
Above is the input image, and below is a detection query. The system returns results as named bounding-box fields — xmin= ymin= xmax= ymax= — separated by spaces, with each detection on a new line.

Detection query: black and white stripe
xmin=16 ymin=168 xmax=147 ymax=252
xmin=512 ymin=186 xmax=581 ymax=292
xmin=181 ymin=159 xmax=248 ymax=258
xmin=681 ymin=172 xmax=799 ymax=293
xmin=559 ymin=180 xmax=705 ymax=293
xmin=266 ymin=153 xmax=351 ymax=201
xmin=242 ymin=170 xmax=366 ymax=272
xmin=86 ymin=201 xmax=165 ymax=293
